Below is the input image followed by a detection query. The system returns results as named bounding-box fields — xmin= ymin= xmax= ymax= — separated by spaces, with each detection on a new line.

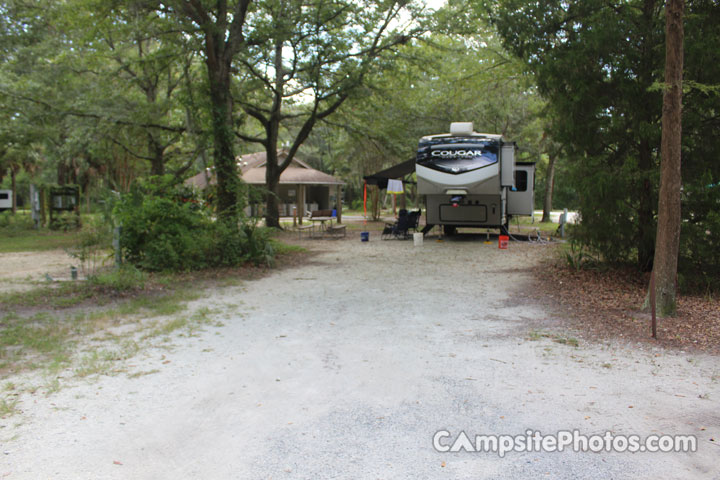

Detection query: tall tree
xmin=237 ymin=0 xmax=429 ymax=228
xmin=160 ymin=0 xmax=251 ymax=225
xmin=487 ymin=0 xmax=665 ymax=270
xmin=86 ymin=1 xmax=192 ymax=177
xmin=651 ymin=0 xmax=684 ymax=315
xmin=314 ymin=33 xmax=549 ymax=207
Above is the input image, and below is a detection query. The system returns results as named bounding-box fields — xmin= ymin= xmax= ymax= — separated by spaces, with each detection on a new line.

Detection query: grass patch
xmin=552 ymin=336 xmax=580 ymax=347
xmin=127 ymin=369 xmax=160 ymax=379
xmin=527 ymin=330 xmax=580 ymax=347
xmin=0 ymin=397 xmax=19 ymax=417
xmin=269 ymin=238 xmax=307 ymax=255
xmin=0 ymin=231 xmax=79 ymax=253
xmin=75 ymin=350 xmax=115 ymax=377
xmin=148 ymin=317 xmax=189 ymax=338
xmin=0 ymin=282 xmax=97 ymax=309
xmin=0 ymin=286 xmax=200 ymax=375
xmin=144 ymin=307 xmax=217 ymax=339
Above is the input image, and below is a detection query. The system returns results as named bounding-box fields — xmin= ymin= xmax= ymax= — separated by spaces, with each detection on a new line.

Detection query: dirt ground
xmin=1 ymin=232 xmax=718 ymax=479
xmin=0 ymin=250 xmax=77 ymax=292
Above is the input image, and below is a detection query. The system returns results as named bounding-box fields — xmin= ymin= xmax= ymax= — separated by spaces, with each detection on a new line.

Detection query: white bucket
xmin=413 ymin=232 xmax=423 ymax=246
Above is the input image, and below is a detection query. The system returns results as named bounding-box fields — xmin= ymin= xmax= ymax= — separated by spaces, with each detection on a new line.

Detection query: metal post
xmin=113 ymin=226 xmax=122 ymax=267
xmin=30 ymin=184 xmax=40 ymax=229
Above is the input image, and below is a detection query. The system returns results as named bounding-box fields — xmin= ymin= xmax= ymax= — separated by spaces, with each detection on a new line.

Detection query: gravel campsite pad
xmin=1 ymin=234 xmax=718 ymax=479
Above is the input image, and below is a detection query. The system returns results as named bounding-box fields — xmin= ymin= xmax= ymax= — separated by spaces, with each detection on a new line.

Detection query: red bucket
xmin=498 ymin=235 xmax=509 ymax=249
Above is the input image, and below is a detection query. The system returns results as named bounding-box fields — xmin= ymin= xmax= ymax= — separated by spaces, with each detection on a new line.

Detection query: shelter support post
xmin=297 ymin=185 xmax=305 ymax=225
xmin=336 ymin=184 xmax=342 ymax=224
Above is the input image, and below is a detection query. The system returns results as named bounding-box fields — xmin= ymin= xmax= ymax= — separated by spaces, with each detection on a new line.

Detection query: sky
xmin=424 ymin=0 xmax=447 ymax=10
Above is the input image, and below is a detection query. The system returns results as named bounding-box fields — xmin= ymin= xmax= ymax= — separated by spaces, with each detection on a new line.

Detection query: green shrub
xmin=89 ymin=265 xmax=146 ymax=291
xmin=239 ymin=223 xmax=275 ymax=267
xmin=679 ymin=179 xmax=720 ymax=292
xmin=49 ymin=212 xmax=81 ymax=231
xmin=113 ymin=177 xmax=273 ymax=271
xmin=0 ymin=211 xmax=35 ymax=232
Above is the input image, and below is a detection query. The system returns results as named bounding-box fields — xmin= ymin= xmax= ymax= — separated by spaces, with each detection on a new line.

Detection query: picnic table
xmin=310 ymin=216 xmax=335 ymax=232
xmin=297 ymin=210 xmax=346 ymax=239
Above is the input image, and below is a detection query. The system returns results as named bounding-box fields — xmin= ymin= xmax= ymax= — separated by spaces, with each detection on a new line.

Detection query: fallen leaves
xmin=530 ymin=256 xmax=720 ymax=354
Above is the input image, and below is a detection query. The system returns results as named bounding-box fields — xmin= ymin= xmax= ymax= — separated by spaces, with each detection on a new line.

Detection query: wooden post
xmin=336 ymin=184 xmax=343 ymax=224
xmin=297 ymin=184 xmax=305 ymax=225
xmin=372 ymin=185 xmax=380 ymax=220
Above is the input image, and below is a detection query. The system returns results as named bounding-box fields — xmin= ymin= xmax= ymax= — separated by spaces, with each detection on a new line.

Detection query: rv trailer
xmin=0 ymin=190 xmax=12 ymax=212
xmin=416 ymin=122 xmax=535 ymax=235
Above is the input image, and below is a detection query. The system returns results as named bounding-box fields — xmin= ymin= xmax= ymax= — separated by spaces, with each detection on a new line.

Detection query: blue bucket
xmin=360 ymin=231 xmax=369 ymax=242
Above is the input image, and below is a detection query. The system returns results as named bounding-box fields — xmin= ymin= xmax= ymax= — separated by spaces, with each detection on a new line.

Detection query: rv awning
xmin=363 ymin=159 xmax=416 ymax=189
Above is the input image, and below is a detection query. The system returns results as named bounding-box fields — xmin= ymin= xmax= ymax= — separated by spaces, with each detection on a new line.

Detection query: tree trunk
xmin=541 ymin=153 xmax=557 ymax=223
xmin=263 ymin=36 xmax=284 ymax=229
xmin=372 ymin=185 xmax=380 ymax=221
xmin=207 ymin=65 xmax=240 ymax=226
xmin=148 ymin=133 xmax=165 ymax=176
xmin=265 ymin=148 xmax=281 ymax=228
xmin=178 ymin=0 xmax=251 ymax=230
xmin=650 ymin=0 xmax=684 ymax=316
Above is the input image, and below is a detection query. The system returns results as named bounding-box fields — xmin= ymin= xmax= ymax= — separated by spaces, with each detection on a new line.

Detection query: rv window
xmin=514 ymin=170 xmax=528 ymax=192
xmin=0 ymin=193 xmax=9 ymax=200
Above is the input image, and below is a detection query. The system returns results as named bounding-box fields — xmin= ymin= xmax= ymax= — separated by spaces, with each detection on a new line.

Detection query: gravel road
xmin=2 ymin=234 xmax=718 ymax=479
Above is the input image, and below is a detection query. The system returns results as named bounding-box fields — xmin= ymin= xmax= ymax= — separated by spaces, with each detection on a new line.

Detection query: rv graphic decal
xmin=431 ymin=150 xmax=485 ymax=158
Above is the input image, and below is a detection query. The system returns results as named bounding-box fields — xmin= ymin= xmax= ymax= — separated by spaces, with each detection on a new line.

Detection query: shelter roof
xmin=185 ymin=150 xmax=344 ymax=189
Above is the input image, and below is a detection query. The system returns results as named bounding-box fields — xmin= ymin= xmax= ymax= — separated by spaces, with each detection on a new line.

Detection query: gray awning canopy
xmin=363 ymin=159 xmax=416 ymax=189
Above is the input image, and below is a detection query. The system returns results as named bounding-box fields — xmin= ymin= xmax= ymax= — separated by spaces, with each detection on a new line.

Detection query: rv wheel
xmin=443 ymin=225 xmax=457 ymax=236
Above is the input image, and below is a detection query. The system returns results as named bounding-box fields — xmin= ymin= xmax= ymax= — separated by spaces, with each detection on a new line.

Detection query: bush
xmin=0 ymin=211 xmax=35 ymax=232
xmin=49 ymin=212 xmax=82 ymax=231
xmin=66 ymin=218 xmax=112 ymax=277
xmin=679 ymin=179 xmax=720 ymax=292
xmin=89 ymin=265 xmax=146 ymax=291
xmin=114 ymin=177 xmax=273 ymax=271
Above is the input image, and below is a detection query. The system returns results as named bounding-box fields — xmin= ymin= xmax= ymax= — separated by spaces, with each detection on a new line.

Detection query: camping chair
xmin=406 ymin=209 xmax=421 ymax=235
xmin=382 ymin=209 xmax=420 ymax=240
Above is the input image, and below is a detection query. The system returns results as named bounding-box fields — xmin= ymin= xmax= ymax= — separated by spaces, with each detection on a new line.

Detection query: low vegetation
xmin=0 ymin=208 xmax=308 ymax=416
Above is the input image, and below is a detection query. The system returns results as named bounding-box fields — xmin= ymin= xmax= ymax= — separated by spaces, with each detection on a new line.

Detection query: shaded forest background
xmin=0 ymin=0 xmax=718 ymax=290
